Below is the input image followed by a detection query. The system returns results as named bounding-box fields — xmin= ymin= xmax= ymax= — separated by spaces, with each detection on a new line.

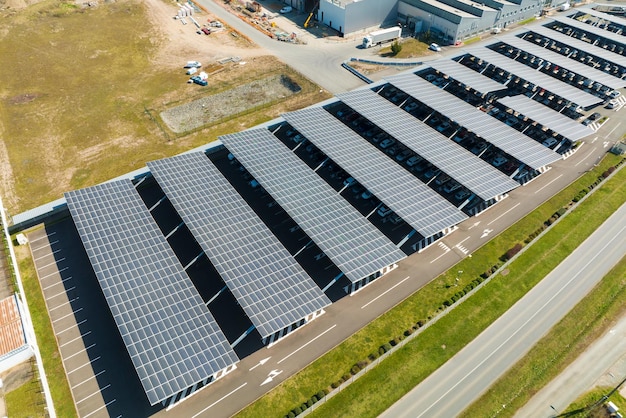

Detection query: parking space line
xmin=76 ymin=384 xmax=111 ymax=404
xmin=31 ymin=240 xmax=59 ymax=251
xmin=68 ymin=356 xmax=101 ymax=374
xmin=37 ymin=258 xmax=66 ymax=270
xmin=46 ymin=286 xmax=76 ymax=300
xmin=60 ymin=331 xmax=92 ymax=348
xmin=43 ymin=276 xmax=73 ymax=291
xmin=65 ymin=344 xmax=96 ymax=360
xmin=52 ymin=308 xmax=83 ymax=323
xmin=71 ymin=370 xmax=105 ymax=389
xmin=83 ymin=399 xmax=116 ymax=418
xmin=34 ymin=249 xmax=62 ymax=261
xmin=57 ymin=319 xmax=87 ymax=335
xmin=39 ymin=267 xmax=68 ymax=280
xmin=29 ymin=232 xmax=56 ymax=242
xmin=49 ymin=298 xmax=77 ymax=311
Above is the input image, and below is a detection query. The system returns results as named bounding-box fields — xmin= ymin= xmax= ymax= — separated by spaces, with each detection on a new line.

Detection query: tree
xmin=391 ymin=41 xmax=403 ymax=56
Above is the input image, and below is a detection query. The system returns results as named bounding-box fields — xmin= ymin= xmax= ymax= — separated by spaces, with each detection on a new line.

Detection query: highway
xmin=381 ymin=201 xmax=626 ymax=418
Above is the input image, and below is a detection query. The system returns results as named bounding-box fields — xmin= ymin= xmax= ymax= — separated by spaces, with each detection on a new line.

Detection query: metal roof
xmin=500 ymin=34 xmax=624 ymax=90
xmin=529 ymin=25 xmax=626 ymax=69
xmin=147 ymin=153 xmax=331 ymax=339
xmin=427 ymin=59 xmax=508 ymax=93
xmin=65 ymin=180 xmax=238 ymax=406
xmin=462 ymin=46 xmax=603 ymax=107
xmin=220 ymin=128 xmax=406 ymax=284
xmin=386 ymin=72 xmax=563 ymax=169
xmin=569 ymin=7 xmax=626 ymax=29
xmin=498 ymin=94 xmax=595 ymax=141
xmin=550 ymin=15 xmax=626 ymax=50
xmin=335 ymin=89 xmax=521 ymax=200
xmin=282 ymin=107 xmax=468 ymax=236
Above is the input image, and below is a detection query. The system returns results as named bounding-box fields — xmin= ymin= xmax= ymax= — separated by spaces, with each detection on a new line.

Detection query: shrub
xmin=351 ymin=365 xmax=360 ymax=375
xmin=504 ymin=243 xmax=523 ymax=260
xmin=357 ymin=360 xmax=368 ymax=369
xmin=368 ymin=352 xmax=379 ymax=361
xmin=342 ymin=373 xmax=351 ymax=381
xmin=293 ymin=406 xmax=302 ymax=415
xmin=378 ymin=346 xmax=386 ymax=356
xmin=404 ymin=328 xmax=413 ymax=337
xmin=608 ymin=166 xmax=616 ymax=174
xmin=331 ymin=381 xmax=340 ymax=389
xmin=556 ymin=207 xmax=567 ymax=217
xmin=416 ymin=320 xmax=425 ymax=327
xmin=603 ymin=170 xmax=610 ymax=178
xmin=383 ymin=342 xmax=392 ymax=352
xmin=318 ymin=389 xmax=328 ymax=398
xmin=390 ymin=41 xmax=403 ymax=55
xmin=306 ymin=398 xmax=314 ymax=408
xmin=288 ymin=411 xmax=296 ymax=418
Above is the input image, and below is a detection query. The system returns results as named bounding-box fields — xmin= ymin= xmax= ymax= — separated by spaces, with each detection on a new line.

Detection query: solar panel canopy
xmin=336 ymin=89 xmax=520 ymax=200
xmin=502 ymin=34 xmax=624 ymax=89
xmin=569 ymin=7 xmax=626 ymax=29
xmin=220 ymin=128 xmax=406 ymax=284
xmin=427 ymin=59 xmax=508 ymax=93
xmin=386 ymin=72 xmax=562 ymax=169
xmin=65 ymin=180 xmax=238 ymax=406
xmin=462 ymin=46 xmax=603 ymax=107
xmin=282 ymin=107 xmax=468 ymax=236
xmin=147 ymin=153 xmax=331 ymax=339
xmin=529 ymin=25 xmax=626 ymax=69
xmin=551 ymin=16 xmax=626 ymax=50
xmin=498 ymin=94 xmax=594 ymax=141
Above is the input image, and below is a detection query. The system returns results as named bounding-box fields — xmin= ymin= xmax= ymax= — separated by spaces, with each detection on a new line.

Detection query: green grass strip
xmin=5 ymin=364 xmax=47 ymax=418
xmin=565 ymin=386 xmax=626 ymax=415
xmin=236 ymin=155 xmax=625 ymax=418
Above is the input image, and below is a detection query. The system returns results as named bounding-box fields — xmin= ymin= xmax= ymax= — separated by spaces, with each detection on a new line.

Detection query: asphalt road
xmin=380 ymin=202 xmax=626 ymax=418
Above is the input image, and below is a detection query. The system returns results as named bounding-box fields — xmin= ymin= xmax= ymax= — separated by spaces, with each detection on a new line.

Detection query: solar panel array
xmin=427 ymin=59 xmax=508 ymax=93
xmin=463 ymin=46 xmax=603 ymax=107
xmin=220 ymin=128 xmax=406 ymax=284
xmin=386 ymin=73 xmax=562 ymax=169
xmin=498 ymin=94 xmax=594 ymax=141
xmin=566 ymin=8 xmax=626 ymax=30
xmin=147 ymin=153 xmax=331 ymax=339
xmin=529 ymin=25 xmax=626 ymax=68
xmin=282 ymin=107 xmax=468 ymax=236
xmin=551 ymin=16 xmax=626 ymax=50
xmin=502 ymin=35 xmax=624 ymax=89
xmin=65 ymin=180 xmax=238 ymax=406
xmin=336 ymin=89 xmax=521 ymax=200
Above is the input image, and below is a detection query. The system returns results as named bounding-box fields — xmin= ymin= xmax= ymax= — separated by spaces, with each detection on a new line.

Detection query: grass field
xmin=0 ymin=0 xmax=330 ymax=215
xmin=565 ymin=386 xmax=626 ymax=416
xmin=5 ymin=370 xmax=47 ymax=418
xmin=235 ymin=155 xmax=625 ymax=418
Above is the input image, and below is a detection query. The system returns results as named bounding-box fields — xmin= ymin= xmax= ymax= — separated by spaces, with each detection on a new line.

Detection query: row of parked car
xmin=547 ymin=21 xmax=626 ymax=58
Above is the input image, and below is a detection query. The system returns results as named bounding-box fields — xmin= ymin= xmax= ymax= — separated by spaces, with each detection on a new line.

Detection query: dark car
xmin=589 ymin=112 xmax=601 ymax=121
xmin=190 ymin=76 xmax=207 ymax=86
xmin=201 ymin=27 xmax=211 ymax=35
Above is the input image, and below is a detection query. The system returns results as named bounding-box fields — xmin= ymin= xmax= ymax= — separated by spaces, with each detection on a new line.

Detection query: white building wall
xmin=318 ymin=0 xmax=398 ymax=35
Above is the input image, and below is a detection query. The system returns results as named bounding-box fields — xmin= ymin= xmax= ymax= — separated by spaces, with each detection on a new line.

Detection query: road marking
xmin=591 ymin=136 xmax=598 ymax=143
xmin=57 ymin=319 xmax=87 ymax=335
xmin=36 ymin=258 xmax=66 ymax=270
xmin=191 ymin=382 xmax=247 ymax=418
xmin=487 ymin=203 xmax=520 ymax=226
xmin=361 ymin=276 xmax=411 ymax=309
xmin=249 ymin=357 xmax=271 ymax=371
xmin=60 ymin=331 xmax=92 ymax=348
xmin=47 ymin=286 xmax=76 ymax=300
xmin=83 ymin=399 xmax=116 ymax=418
xmin=64 ymin=344 xmax=96 ymax=360
xmin=50 ymin=298 xmax=77 ymax=312
xmin=534 ymin=174 xmax=563 ymax=194
xmin=52 ymin=308 xmax=83 ymax=323
xmin=68 ymin=356 xmax=101 ymax=374
xmin=39 ymin=267 xmax=68 ymax=280
xmin=467 ymin=221 xmax=481 ymax=230
xmin=71 ymin=370 xmax=105 ymax=389
xmin=607 ymin=121 xmax=621 ymax=137
xmin=278 ymin=325 xmax=337 ymax=365
xmin=575 ymin=149 xmax=596 ymax=166
xmin=261 ymin=369 xmax=283 ymax=386
xmin=31 ymin=240 xmax=59 ymax=251
xmin=43 ymin=276 xmax=73 ymax=291
xmin=29 ymin=232 xmax=56 ymax=242
xmin=76 ymin=384 xmax=110 ymax=404
xmin=480 ymin=229 xmax=493 ymax=238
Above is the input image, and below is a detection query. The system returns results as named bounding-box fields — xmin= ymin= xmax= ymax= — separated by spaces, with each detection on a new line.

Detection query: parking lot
xmin=28 ymin=221 xmax=162 ymax=418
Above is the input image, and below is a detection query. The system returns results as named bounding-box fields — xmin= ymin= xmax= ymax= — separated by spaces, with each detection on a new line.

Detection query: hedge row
xmin=282 ymin=158 xmax=625 ymax=417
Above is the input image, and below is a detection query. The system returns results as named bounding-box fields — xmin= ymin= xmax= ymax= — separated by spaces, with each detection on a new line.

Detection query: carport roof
xmin=283 ymin=107 xmax=468 ymax=237
xmin=568 ymin=7 xmax=626 ymax=29
xmin=386 ymin=72 xmax=562 ymax=170
xmin=550 ymin=16 xmax=626 ymax=51
xmin=335 ymin=89 xmax=521 ymax=201
xmin=427 ymin=59 xmax=508 ymax=93
xmin=220 ymin=128 xmax=406 ymax=284
xmin=498 ymin=94 xmax=594 ymax=141
xmin=528 ymin=25 xmax=626 ymax=69
xmin=65 ymin=180 xmax=238 ymax=406
xmin=500 ymin=34 xmax=624 ymax=90
xmin=462 ymin=46 xmax=603 ymax=108
xmin=147 ymin=153 xmax=331 ymax=340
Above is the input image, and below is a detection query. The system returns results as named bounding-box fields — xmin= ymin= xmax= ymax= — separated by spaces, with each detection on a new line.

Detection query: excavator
xmin=303 ymin=0 xmax=319 ymax=28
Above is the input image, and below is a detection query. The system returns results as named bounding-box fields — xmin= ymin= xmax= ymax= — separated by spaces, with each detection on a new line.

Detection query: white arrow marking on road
xmin=603 ymin=141 xmax=610 ymax=148
xmin=481 ymin=229 xmax=493 ymax=238
xmin=261 ymin=369 xmax=283 ymax=386
xmin=249 ymin=357 xmax=271 ymax=371
xmin=468 ymin=221 xmax=481 ymax=230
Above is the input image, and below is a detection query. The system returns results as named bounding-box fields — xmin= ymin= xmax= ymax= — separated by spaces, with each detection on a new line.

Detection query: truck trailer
xmin=362 ymin=27 xmax=401 ymax=48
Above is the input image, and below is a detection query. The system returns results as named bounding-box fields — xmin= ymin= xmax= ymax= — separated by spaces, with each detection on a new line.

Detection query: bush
xmin=368 ymin=352 xmax=379 ymax=361
xmin=317 ymin=389 xmax=328 ymax=398
xmin=306 ymin=398 xmax=314 ymax=408
xmin=390 ymin=41 xmax=403 ymax=55
xmin=378 ymin=346 xmax=386 ymax=356
xmin=293 ymin=406 xmax=302 ymax=415
xmin=404 ymin=328 xmax=413 ymax=337
xmin=416 ymin=320 xmax=425 ymax=327
xmin=383 ymin=343 xmax=392 ymax=352
xmin=351 ymin=365 xmax=360 ymax=375
xmin=331 ymin=380 xmax=340 ymax=389
xmin=287 ymin=411 xmax=296 ymax=418
xmin=342 ymin=373 xmax=351 ymax=381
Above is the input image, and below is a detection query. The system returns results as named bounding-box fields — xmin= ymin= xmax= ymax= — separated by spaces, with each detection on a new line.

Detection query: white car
xmin=279 ymin=6 xmax=293 ymax=13
xmin=429 ymin=43 xmax=442 ymax=52
xmin=184 ymin=61 xmax=202 ymax=68
xmin=542 ymin=138 xmax=558 ymax=148
xmin=606 ymin=99 xmax=619 ymax=109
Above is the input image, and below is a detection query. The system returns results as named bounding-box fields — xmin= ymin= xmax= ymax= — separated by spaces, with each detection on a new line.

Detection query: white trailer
xmin=362 ymin=27 xmax=401 ymax=48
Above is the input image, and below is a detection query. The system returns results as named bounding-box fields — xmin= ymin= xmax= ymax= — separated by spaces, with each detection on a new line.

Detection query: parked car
xmin=377 ymin=205 xmax=393 ymax=217
xmin=279 ymin=5 xmax=293 ymax=13
xmin=606 ymin=99 xmax=619 ymax=109
xmin=343 ymin=177 xmax=356 ymax=187
xmin=189 ymin=75 xmax=207 ymax=86
xmin=395 ymin=149 xmax=412 ymax=162
xmin=184 ymin=61 xmax=202 ymax=68
xmin=429 ymin=43 xmax=442 ymax=52
xmin=405 ymin=155 xmax=423 ymax=167
xmin=454 ymin=189 xmax=471 ymax=201
xmin=443 ymin=180 xmax=461 ymax=193
xmin=492 ymin=156 xmax=508 ymax=167
xmin=542 ymin=138 xmax=559 ymax=148
xmin=379 ymin=138 xmax=396 ymax=149
xmin=589 ymin=112 xmax=601 ymax=121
